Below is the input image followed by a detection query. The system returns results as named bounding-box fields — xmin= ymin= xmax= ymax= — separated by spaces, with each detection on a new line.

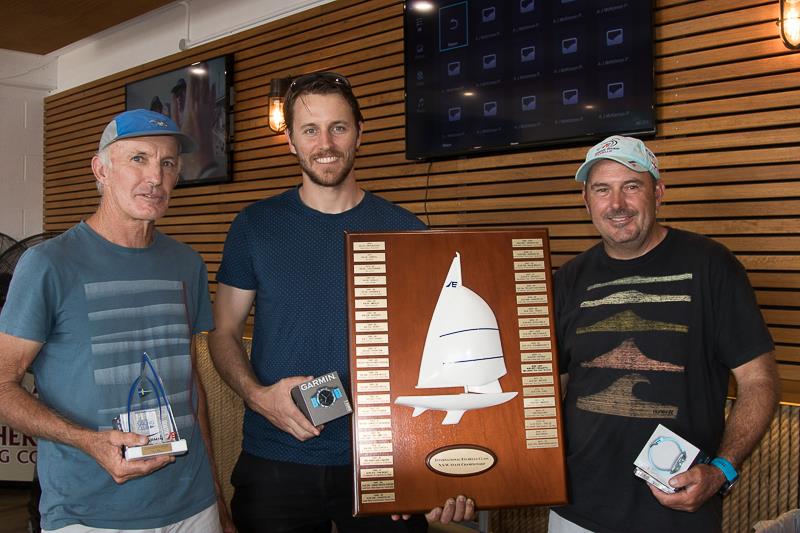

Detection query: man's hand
xmin=216 ymin=494 xmax=236 ymax=533
xmin=391 ymin=495 xmax=475 ymax=523
xmin=648 ymin=463 xmax=726 ymax=512
xmin=85 ymin=430 xmax=174 ymax=484
xmin=426 ymin=495 xmax=476 ymax=523
xmin=247 ymin=376 xmax=321 ymax=441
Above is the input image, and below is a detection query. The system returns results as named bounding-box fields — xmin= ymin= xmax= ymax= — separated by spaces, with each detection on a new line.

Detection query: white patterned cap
xmin=575 ymin=135 xmax=659 ymax=182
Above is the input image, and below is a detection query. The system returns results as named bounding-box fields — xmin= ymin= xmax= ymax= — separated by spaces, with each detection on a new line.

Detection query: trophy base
xmin=124 ymin=439 xmax=188 ymax=460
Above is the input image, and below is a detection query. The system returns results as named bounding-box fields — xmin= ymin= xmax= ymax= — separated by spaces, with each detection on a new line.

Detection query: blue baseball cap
xmin=98 ymin=109 xmax=196 ymax=153
xmin=575 ymin=135 xmax=660 ymax=182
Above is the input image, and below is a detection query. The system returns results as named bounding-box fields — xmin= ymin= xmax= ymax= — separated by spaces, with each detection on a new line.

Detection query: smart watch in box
xmin=291 ymin=371 xmax=352 ymax=426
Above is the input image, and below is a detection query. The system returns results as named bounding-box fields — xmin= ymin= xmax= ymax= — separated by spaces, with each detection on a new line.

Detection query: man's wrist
xmin=710 ymin=456 xmax=739 ymax=496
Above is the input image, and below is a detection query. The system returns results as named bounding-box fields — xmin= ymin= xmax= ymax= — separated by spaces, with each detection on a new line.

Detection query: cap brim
xmin=104 ymin=130 xmax=197 ymax=154
xmin=574 ymin=159 xmax=597 ymax=182
xmin=575 ymin=155 xmax=657 ymax=182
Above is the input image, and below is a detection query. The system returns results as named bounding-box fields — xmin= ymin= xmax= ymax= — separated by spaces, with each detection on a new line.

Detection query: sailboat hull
xmin=395 ymin=391 xmax=517 ymax=424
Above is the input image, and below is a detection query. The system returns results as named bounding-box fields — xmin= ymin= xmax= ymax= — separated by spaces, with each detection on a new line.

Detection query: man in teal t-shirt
xmin=0 ymin=110 xmax=231 ymax=532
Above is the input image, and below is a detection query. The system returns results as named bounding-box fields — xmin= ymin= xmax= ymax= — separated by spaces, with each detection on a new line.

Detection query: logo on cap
xmin=594 ymin=138 xmax=619 ymax=156
xmin=149 ymin=119 xmax=169 ymax=129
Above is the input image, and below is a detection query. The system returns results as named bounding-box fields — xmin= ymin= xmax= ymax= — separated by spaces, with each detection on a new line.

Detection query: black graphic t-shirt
xmin=552 ymin=228 xmax=773 ymax=533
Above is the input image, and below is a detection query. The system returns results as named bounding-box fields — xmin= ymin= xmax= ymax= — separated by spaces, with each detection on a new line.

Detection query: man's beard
xmin=297 ymin=149 xmax=356 ymax=188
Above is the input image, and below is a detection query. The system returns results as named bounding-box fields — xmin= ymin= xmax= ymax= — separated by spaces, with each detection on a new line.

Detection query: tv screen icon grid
xmin=561 ymin=37 xmax=578 ymax=55
xmin=439 ymin=2 xmax=469 ymax=51
xmin=606 ymin=28 xmax=624 ymax=46
xmin=521 ymin=95 xmax=537 ymax=112
xmin=448 ymin=106 xmax=463 ymax=122
xmin=519 ymin=0 xmax=535 ymax=14
xmin=562 ymin=89 xmax=579 ymax=106
xmin=520 ymin=45 xmax=536 ymax=63
xmin=607 ymin=82 xmax=624 ymax=100
xmin=447 ymin=61 xmax=461 ymax=76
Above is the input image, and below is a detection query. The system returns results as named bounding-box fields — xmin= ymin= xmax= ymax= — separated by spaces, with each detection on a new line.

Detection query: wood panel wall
xmin=43 ymin=0 xmax=800 ymax=401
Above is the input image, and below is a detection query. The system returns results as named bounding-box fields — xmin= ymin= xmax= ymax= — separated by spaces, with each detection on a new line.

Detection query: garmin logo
xmin=300 ymin=373 xmax=336 ymax=391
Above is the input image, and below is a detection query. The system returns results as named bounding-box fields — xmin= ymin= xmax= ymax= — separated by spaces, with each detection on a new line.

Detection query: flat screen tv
xmin=125 ymin=55 xmax=232 ymax=186
xmin=404 ymin=0 xmax=655 ymax=160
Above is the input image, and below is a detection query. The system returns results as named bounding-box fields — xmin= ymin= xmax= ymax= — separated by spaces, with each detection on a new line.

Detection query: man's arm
xmin=716 ymin=351 xmax=779 ymax=466
xmin=0 ymin=332 xmax=173 ymax=483
xmin=191 ymin=334 xmax=235 ymax=532
xmin=560 ymin=373 xmax=569 ymax=399
xmin=651 ymin=351 xmax=779 ymax=511
xmin=208 ymin=282 xmax=319 ymax=441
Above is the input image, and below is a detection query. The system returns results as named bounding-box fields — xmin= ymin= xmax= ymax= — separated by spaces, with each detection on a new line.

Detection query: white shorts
xmin=43 ymin=502 xmax=221 ymax=533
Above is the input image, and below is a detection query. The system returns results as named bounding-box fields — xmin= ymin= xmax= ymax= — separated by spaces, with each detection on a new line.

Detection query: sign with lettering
xmin=0 ymin=373 xmax=37 ymax=481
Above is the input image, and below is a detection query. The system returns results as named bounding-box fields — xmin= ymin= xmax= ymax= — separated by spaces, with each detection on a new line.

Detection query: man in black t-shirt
xmin=550 ymin=136 xmax=778 ymax=533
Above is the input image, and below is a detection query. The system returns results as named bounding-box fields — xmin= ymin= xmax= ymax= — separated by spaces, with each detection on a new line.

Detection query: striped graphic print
xmin=84 ymin=279 xmax=195 ymax=432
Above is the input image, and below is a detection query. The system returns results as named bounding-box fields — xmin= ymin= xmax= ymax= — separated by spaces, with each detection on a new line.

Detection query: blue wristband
xmin=710 ymin=457 xmax=738 ymax=482
xmin=711 ymin=457 xmax=739 ymax=495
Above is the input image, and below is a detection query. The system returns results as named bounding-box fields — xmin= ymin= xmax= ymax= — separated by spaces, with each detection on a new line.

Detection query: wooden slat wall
xmin=43 ymin=0 xmax=800 ymax=401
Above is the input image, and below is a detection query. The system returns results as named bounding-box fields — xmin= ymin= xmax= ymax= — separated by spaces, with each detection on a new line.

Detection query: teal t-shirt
xmin=0 ymin=222 xmax=216 ymax=530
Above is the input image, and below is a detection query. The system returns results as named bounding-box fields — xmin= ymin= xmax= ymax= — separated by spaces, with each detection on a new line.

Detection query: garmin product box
xmin=633 ymin=424 xmax=709 ymax=493
xmin=291 ymin=371 xmax=353 ymax=427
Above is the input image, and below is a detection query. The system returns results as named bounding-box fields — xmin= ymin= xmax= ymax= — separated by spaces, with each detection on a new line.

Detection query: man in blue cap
xmin=0 ymin=109 xmax=232 ymax=532
xmin=550 ymin=135 xmax=778 ymax=532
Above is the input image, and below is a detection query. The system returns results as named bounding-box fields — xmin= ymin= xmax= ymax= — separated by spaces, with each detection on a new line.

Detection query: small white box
xmin=633 ymin=424 xmax=707 ymax=493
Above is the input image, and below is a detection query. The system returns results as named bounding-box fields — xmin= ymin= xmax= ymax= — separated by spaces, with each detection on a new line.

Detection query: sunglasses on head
xmin=289 ymin=72 xmax=351 ymax=91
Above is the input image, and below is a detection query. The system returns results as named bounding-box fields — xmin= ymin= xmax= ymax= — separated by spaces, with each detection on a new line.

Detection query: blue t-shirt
xmin=217 ymin=187 xmax=426 ymax=465
xmin=0 ymin=222 xmax=216 ymax=530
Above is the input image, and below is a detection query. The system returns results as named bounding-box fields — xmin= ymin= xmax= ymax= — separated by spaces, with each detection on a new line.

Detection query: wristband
xmin=710 ymin=457 xmax=739 ymax=496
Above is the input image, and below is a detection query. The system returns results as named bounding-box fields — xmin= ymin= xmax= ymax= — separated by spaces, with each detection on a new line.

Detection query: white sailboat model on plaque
xmin=395 ymin=252 xmax=517 ymax=425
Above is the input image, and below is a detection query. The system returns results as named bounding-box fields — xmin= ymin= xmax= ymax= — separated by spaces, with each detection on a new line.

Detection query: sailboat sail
xmin=417 ymin=253 xmax=506 ymax=388
xmin=395 ymin=252 xmax=517 ymax=425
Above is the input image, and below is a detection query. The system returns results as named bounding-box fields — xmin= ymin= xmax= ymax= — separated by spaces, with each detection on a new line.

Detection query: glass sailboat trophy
xmin=115 ymin=352 xmax=188 ymax=460
xmin=395 ymin=252 xmax=517 ymax=424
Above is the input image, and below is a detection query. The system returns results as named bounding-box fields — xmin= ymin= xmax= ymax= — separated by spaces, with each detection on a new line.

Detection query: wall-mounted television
xmin=404 ymin=0 xmax=655 ymax=160
xmin=125 ymin=55 xmax=232 ymax=186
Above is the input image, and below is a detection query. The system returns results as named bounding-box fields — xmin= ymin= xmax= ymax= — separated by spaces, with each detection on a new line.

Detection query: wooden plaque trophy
xmin=345 ymin=229 xmax=567 ymax=515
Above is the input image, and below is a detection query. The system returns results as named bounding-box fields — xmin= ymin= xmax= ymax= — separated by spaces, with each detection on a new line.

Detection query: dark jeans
xmin=231 ymin=452 xmax=428 ymax=533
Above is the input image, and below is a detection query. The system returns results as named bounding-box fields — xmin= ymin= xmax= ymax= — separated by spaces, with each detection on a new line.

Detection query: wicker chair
xmin=195 ymin=332 xmax=249 ymax=508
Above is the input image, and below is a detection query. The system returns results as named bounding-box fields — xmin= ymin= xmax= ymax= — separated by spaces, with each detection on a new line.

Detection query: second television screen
xmin=404 ymin=0 xmax=655 ymax=160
